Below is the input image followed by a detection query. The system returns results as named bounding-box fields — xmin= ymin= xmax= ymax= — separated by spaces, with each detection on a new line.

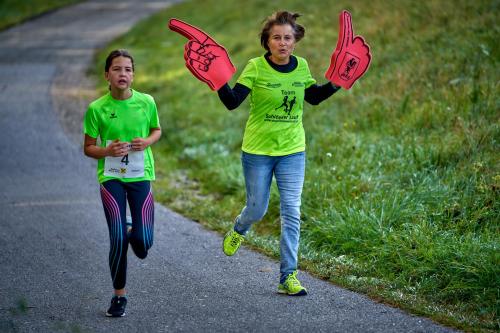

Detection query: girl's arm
xmin=304 ymin=82 xmax=341 ymax=105
xmin=217 ymin=83 xmax=251 ymax=110
xmin=131 ymin=127 xmax=162 ymax=151
xmin=84 ymin=135 xmax=129 ymax=159
xmin=83 ymin=127 xmax=161 ymax=159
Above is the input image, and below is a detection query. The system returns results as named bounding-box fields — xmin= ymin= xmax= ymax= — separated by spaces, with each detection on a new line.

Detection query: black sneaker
xmin=105 ymin=296 xmax=127 ymax=317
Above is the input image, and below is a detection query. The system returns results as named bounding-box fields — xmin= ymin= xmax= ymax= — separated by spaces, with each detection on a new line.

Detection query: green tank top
xmin=237 ymin=55 xmax=316 ymax=156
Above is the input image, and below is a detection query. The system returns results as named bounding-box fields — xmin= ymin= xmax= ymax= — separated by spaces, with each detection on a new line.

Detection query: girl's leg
xmin=274 ymin=152 xmax=305 ymax=283
xmin=234 ymin=152 xmax=275 ymax=235
xmin=100 ymin=180 xmax=129 ymax=291
xmin=126 ymin=181 xmax=154 ymax=259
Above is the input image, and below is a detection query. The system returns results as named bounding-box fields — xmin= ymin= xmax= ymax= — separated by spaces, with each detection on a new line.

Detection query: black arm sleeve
xmin=304 ymin=82 xmax=341 ymax=105
xmin=217 ymin=83 xmax=251 ymax=110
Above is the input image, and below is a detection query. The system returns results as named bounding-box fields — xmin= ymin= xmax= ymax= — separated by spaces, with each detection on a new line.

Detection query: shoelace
xmin=230 ymin=233 xmax=241 ymax=247
xmin=286 ymin=272 xmax=300 ymax=287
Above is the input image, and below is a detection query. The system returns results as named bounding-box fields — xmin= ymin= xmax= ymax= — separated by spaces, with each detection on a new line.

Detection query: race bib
xmin=104 ymin=141 xmax=145 ymax=178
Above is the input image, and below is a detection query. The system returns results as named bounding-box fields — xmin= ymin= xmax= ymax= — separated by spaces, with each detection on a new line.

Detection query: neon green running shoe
xmin=223 ymin=229 xmax=244 ymax=256
xmin=278 ymin=271 xmax=307 ymax=296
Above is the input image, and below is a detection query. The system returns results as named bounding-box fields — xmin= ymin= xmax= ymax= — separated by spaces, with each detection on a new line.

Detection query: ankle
xmin=114 ymin=289 xmax=126 ymax=297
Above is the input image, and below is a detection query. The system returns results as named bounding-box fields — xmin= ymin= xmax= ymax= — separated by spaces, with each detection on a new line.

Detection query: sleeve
xmin=304 ymin=82 xmax=341 ymax=105
xmin=301 ymin=58 xmax=316 ymax=89
xmin=236 ymin=59 xmax=257 ymax=90
xmin=217 ymin=83 xmax=251 ymax=110
xmin=147 ymin=94 xmax=160 ymax=129
xmin=83 ymin=105 xmax=99 ymax=138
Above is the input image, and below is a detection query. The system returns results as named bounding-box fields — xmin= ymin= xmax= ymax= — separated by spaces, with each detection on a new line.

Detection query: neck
xmin=268 ymin=54 xmax=290 ymax=65
xmin=110 ymin=88 xmax=132 ymax=100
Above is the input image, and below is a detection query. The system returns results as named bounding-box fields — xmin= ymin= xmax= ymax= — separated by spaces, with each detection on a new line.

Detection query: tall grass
xmin=94 ymin=0 xmax=499 ymax=331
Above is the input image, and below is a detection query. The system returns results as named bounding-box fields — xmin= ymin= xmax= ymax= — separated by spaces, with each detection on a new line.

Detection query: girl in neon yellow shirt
xmin=83 ymin=49 xmax=161 ymax=316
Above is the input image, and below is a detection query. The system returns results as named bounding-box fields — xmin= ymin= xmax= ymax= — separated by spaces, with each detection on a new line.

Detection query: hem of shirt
xmin=98 ymin=176 xmax=155 ymax=184
xmin=241 ymin=146 xmax=305 ymax=156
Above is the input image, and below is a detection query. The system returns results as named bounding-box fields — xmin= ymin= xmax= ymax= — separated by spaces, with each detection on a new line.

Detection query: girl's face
xmin=267 ymin=24 xmax=296 ymax=65
xmin=105 ymin=56 xmax=134 ymax=92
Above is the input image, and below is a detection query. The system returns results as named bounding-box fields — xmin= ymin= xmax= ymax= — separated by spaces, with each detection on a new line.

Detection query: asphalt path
xmin=0 ymin=1 xmax=458 ymax=332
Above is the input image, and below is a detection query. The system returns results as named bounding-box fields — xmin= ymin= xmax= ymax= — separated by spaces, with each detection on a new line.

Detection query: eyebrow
xmin=272 ymin=34 xmax=293 ymax=37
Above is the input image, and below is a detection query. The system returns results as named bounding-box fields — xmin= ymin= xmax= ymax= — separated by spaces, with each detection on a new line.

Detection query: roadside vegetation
xmin=94 ymin=0 xmax=499 ymax=331
xmin=0 ymin=0 xmax=80 ymax=31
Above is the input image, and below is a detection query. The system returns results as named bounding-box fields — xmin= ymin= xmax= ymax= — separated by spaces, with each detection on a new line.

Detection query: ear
xmin=104 ymin=71 xmax=110 ymax=81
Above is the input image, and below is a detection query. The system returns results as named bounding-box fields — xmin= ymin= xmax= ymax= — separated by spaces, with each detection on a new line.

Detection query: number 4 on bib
xmin=121 ymin=155 xmax=129 ymax=165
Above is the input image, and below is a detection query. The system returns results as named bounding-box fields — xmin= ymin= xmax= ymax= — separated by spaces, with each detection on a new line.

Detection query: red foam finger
xmin=187 ymin=40 xmax=207 ymax=55
xmin=326 ymin=10 xmax=353 ymax=80
xmin=185 ymin=62 xmax=213 ymax=88
xmin=168 ymin=18 xmax=216 ymax=45
xmin=169 ymin=18 xmax=237 ymax=91
xmin=325 ymin=9 xmax=372 ymax=89
xmin=341 ymin=10 xmax=353 ymax=48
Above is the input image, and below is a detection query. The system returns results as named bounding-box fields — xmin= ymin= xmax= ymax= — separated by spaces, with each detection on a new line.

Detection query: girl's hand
xmin=131 ymin=137 xmax=149 ymax=151
xmin=107 ymin=139 xmax=129 ymax=156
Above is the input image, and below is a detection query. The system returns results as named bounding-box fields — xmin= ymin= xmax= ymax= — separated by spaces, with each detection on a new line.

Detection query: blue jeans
xmin=234 ymin=151 xmax=305 ymax=283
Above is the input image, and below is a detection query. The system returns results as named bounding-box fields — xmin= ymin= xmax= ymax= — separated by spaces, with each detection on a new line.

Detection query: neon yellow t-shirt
xmin=237 ymin=55 xmax=316 ymax=156
xmin=83 ymin=89 xmax=160 ymax=183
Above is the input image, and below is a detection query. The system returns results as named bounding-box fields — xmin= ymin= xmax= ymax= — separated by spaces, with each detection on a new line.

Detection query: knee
xmin=135 ymin=251 xmax=148 ymax=260
xmin=129 ymin=236 xmax=152 ymax=259
xmin=244 ymin=204 xmax=268 ymax=222
xmin=280 ymin=203 xmax=301 ymax=224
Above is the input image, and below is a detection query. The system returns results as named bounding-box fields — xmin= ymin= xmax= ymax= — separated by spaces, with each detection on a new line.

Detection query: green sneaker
xmin=223 ymin=229 xmax=244 ymax=256
xmin=278 ymin=271 xmax=307 ymax=296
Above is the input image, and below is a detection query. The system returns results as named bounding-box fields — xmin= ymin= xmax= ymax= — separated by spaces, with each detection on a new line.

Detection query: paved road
xmin=0 ymin=1 xmax=458 ymax=332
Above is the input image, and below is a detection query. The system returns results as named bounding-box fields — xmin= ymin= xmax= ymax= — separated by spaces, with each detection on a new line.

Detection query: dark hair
xmin=260 ymin=11 xmax=305 ymax=51
xmin=104 ymin=49 xmax=134 ymax=72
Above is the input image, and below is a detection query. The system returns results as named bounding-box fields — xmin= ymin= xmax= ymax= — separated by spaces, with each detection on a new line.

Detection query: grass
xmin=93 ymin=0 xmax=499 ymax=331
xmin=0 ymin=0 xmax=81 ymax=31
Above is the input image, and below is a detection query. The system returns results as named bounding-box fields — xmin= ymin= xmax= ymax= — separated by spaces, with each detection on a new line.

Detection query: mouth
xmin=118 ymin=79 xmax=128 ymax=85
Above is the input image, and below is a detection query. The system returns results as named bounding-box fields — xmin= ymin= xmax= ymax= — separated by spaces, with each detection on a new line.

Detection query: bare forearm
xmin=84 ymin=144 xmax=109 ymax=159
xmin=129 ymin=128 xmax=162 ymax=151
xmin=84 ymin=135 xmax=127 ymax=159
xmin=146 ymin=128 xmax=161 ymax=146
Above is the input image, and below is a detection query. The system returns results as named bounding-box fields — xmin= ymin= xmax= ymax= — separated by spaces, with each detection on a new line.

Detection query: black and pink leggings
xmin=100 ymin=180 xmax=154 ymax=290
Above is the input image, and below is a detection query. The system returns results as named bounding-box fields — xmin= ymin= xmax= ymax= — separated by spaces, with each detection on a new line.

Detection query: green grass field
xmin=94 ymin=0 xmax=499 ymax=331
xmin=0 ymin=0 xmax=80 ymax=31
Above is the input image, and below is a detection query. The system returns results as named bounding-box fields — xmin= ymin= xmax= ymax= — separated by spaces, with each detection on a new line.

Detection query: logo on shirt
xmin=266 ymin=82 xmax=281 ymax=88
xmin=110 ymin=111 xmax=117 ymax=119
xmin=275 ymin=90 xmax=296 ymax=115
xmin=292 ymin=81 xmax=304 ymax=87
